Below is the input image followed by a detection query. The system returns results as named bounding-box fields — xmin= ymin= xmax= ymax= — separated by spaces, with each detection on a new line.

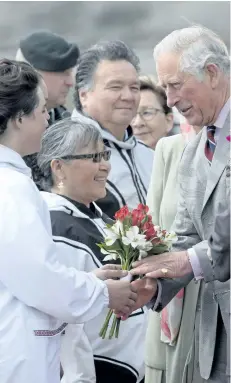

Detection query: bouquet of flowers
xmin=97 ymin=203 xmax=177 ymax=339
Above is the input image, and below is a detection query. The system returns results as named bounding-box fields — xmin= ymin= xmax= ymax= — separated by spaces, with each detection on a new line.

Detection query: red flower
xmin=131 ymin=209 xmax=146 ymax=226
xmin=137 ymin=204 xmax=149 ymax=213
xmin=114 ymin=206 xmax=130 ymax=222
xmin=226 ymin=135 xmax=230 ymax=142
xmin=147 ymin=214 xmax=153 ymax=223
xmin=142 ymin=221 xmax=157 ymax=240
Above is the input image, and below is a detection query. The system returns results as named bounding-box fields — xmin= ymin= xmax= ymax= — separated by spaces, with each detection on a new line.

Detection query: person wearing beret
xmin=15 ymin=30 xmax=80 ymax=190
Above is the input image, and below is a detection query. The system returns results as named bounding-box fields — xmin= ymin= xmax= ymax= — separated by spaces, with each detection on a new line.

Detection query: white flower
xmin=164 ymin=231 xmax=178 ymax=248
xmin=100 ymin=247 xmax=119 ymax=261
xmin=112 ymin=220 xmax=124 ymax=236
xmin=138 ymin=249 xmax=148 ymax=260
xmin=138 ymin=240 xmax=153 ymax=251
xmin=154 ymin=225 xmax=162 ymax=238
xmin=138 ymin=241 xmax=153 ymax=260
xmin=104 ymin=233 xmax=118 ymax=246
xmin=122 ymin=226 xmax=147 ymax=249
xmin=104 ymin=221 xmax=124 ymax=246
xmin=103 ymin=253 xmax=119 ymax=261
xmin=100 ymin=247 xmax=111 ymax=255
xmin=166 ymin=231 xmax=178 ymax=242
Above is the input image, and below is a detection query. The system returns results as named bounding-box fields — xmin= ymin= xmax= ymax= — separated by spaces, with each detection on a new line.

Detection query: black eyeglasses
xmin=60 ymin=150 xmax=111 ymax=163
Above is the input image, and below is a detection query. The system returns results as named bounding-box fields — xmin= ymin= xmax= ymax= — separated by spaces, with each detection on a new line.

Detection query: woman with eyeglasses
xmin=131 ymin=76 xmax=174 ymax=149
xmin=0 ymin=60 xmax=137 ymax=383
xmin=38 ymin=116 xmax=147 ymax=383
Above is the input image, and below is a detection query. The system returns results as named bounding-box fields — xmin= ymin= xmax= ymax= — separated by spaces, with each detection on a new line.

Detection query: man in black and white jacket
xmin=72 ymin=40 xmax=154 ymax=219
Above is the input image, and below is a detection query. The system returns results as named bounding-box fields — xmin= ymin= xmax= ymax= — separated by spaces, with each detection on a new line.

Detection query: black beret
xmin=20 ymin=31 xmax=80 ymax=72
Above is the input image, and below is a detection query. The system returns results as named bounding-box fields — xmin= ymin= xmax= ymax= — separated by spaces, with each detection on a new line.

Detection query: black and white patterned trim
xmin=34 ymin=322 xmax=68 ymax=337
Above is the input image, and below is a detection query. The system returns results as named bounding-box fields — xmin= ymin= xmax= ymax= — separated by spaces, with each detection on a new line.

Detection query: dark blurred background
xmin=0 ymin=0 xmax=230 ymax=111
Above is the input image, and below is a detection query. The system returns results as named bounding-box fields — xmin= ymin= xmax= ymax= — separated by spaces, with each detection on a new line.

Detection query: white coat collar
xmin=0 ymin=145 xmax=31 ymax=177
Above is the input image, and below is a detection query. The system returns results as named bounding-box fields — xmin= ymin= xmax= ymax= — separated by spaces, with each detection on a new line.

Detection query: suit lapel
xmin=202 ymin=113 xmax=230 ymax=211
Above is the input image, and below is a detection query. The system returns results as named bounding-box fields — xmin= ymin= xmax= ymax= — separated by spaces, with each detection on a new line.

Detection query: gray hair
xmin=37 ymin=116 xmax=102 ymax=190
xmin=74 ymin=40 xmax=140 ymax=110
xmin=154 ymin=26 xmax=230 ymax=79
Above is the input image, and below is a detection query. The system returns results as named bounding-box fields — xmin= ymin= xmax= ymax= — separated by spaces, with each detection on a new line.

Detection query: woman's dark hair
xmin=0 ymin=59 xmax=41 ymax=135
xmin=139 ymin=75 xmax=172 ymax=115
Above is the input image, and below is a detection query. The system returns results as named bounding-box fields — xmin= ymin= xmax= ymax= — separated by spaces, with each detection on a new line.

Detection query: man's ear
xmin=205 ymin=63 xmax=220 ymax=89
xmin=79 ymin=88 xmax=89 ymax=109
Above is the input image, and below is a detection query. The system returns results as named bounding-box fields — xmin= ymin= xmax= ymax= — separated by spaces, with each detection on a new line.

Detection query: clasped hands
xmin=93 ymin=250 xmax=192 ymax=320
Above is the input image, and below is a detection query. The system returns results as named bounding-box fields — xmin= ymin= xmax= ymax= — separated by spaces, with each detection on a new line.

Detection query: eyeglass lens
xmin=93 ymin=151 xmax=111 ymax=162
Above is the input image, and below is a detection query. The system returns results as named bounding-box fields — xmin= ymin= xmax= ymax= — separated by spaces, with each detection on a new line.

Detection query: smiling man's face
xmin=156 ymin=52 xmax=217 ymax=126
xmin=79 ymin=59 xmax=140 ymax=129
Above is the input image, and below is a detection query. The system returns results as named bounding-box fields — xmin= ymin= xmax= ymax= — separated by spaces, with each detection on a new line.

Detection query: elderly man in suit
xmin=129 ymin=26 xmax=230 ymax=383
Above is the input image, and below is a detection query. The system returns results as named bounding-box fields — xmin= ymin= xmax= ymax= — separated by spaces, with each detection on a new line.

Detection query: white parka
xmin=0 ymin=145 xmax=109 ymax=383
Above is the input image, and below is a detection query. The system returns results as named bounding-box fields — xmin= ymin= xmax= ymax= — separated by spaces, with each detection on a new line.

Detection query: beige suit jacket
xmin=145 ymin=134 xmax=201 ymax=383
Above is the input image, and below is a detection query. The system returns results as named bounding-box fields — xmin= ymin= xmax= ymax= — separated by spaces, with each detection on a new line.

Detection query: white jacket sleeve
xmin=0 ymin=191 xmax=109 ymax=323
xmin=55 ymin=239 xmax=100 ymax=383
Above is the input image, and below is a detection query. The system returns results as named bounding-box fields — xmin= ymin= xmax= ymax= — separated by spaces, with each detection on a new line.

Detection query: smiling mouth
xmin=94 ymin=177 xmax=107 ymax=183
xmin=135 ymin=131 xmax=151 ymax=136
xmin=180 ymin=106 xmax=192 ymax=115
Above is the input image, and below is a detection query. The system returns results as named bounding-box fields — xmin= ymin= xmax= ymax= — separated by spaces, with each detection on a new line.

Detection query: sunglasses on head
xmin=60 ymin=149 xmax=111 ymax=163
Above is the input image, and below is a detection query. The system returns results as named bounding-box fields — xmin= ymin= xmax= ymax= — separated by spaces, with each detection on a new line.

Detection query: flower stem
xmin=99 ymin=309 xmax=113 ymax=339
xmin=115 ymin=318 xmax=121 ymax=338
xmin=109 ymin=314 xmax=118 ymax=339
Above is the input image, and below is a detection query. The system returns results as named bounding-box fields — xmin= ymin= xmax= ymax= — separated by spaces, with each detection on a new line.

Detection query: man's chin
xmin=116 ymin=115 xmax=134 ymax=126
xmin=57 ymin=95 xmax=69 ymax=107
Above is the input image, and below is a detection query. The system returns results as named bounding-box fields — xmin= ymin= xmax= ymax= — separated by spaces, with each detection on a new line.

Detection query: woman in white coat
xmin=0 ymin=59 xmax=137 ymax=383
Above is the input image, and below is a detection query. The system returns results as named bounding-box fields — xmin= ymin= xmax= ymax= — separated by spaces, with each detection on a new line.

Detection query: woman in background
xmin=131 ymin=76 xmax=174 ymax=149
xmin=145 ymin=122 xmax=203 ymax=383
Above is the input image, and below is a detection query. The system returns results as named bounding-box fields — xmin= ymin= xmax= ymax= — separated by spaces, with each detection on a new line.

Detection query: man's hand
xmin=105 ymin=279 xmax=137 ymax=315
xmin=130 ymin=251 xmax=192 ymax=279
xmin=93 ymin=264 xmax=128 ymax=280
xmin=114 ymin=277 xmax=157 ymax=320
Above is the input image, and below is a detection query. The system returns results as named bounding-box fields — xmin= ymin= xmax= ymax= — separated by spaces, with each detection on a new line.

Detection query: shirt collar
xmin=213 ymin=97 xmax=230 ymax=129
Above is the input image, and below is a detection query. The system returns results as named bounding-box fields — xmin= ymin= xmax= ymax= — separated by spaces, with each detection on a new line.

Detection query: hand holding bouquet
xmin=98 ymin=204 xmax=177 ymax=339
